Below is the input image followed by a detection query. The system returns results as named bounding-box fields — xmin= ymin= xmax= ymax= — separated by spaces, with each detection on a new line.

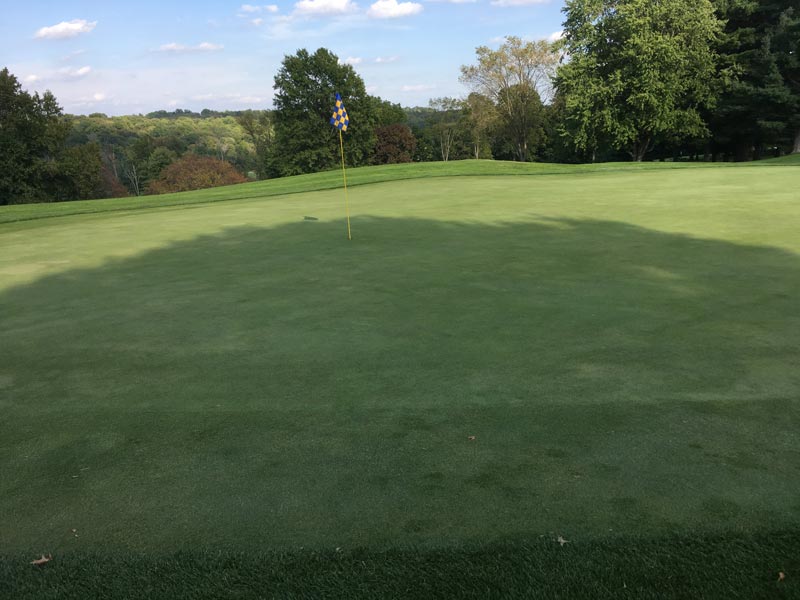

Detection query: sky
xmin=2 ymin=0 xmax=566 ymax=115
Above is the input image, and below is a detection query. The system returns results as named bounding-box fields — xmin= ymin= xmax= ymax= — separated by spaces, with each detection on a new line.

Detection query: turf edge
xmin=2 ymin=530 xmax=798 ymax=599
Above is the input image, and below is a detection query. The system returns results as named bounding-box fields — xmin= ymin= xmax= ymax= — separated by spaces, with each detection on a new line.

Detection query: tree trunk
xmin=793 ymin=129 xmax=800 ymax=154
xmin=631 ymin=137 xmax=649 ymax=162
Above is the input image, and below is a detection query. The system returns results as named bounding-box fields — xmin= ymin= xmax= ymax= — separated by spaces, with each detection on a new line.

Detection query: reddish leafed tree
xmin=148 ymin=154 xmax=247 ymax=194
xmin=373 ymin=124 xmax=416 ymax=164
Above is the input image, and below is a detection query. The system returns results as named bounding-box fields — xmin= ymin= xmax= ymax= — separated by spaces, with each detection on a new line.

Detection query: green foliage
xmin=47 ymin=143 xmax=105 ymax=201
xmin=68 ymin=113 xmax=257 ymax=195
xmin=0 ymin=68 xmax=68 ymax=203
xmin=236 ymin=110 xmax=273 ymax=178
xmin=370 ymin=97 xmax=407 ymax=127
xmin=492 ymin=85 xmax=546 ymax=162
xmin=557 ymin=0 xmax=722 ymax=161
xmin=463 ymin=93 xmax=497 ymax=159
xmin=710 ymin=0 xmax=800 ymax=159
xmin=147 ymin=154 xmax=247 ymax=194
xmin=0 ymin=68 xmax=110 ymax=203
xmin=461 ymin=36 xmax=559 ymax=161
xmin=270 ymin=48 xmax=376 ymax=177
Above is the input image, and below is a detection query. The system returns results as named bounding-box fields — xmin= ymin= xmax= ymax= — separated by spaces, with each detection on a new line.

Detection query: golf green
xmin=1 ymin=162 xmax=799 ymax=595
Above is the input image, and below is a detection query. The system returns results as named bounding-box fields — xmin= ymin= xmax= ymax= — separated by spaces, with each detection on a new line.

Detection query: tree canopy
xmin=556 ymin=0 xmax=722 ymax=161
xmin=460 ymin=36 xmax=559 ymax=161
xmin=270 ymin=48 xmax=376 ymax=177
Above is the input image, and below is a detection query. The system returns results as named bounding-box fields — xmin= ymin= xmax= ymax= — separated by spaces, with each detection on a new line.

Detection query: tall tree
xmin=270 ymin=48 xmax=376 ymax=177
xmin=428 ymin=97 xmax=464 ymax=162
xmin=463 ymin=93 xmax=497 ymax=159
xmin=236 ymin=110 xmax=274 ymax=177
xmin=460 ymin=36 xmax=559 ymax=161
xmin=0 ymin=68 xmax=69 ymax=204
xmin=556 ymin=0 xmax=722 ymax=161
xmin=710 ymin=0 xmax=800 ymax=159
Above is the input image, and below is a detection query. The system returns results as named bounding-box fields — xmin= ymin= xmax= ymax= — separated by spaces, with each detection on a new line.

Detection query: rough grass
xmin=1 ymin=162 xmax=799 ymax=596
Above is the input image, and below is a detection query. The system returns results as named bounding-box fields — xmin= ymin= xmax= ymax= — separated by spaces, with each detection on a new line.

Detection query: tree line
xmin=1 ymin=0 xmax=797 ymax=205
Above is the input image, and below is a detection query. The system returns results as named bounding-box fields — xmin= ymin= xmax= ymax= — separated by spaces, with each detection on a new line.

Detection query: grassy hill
xmin=1 ymin=160 xmax=799 ymax=598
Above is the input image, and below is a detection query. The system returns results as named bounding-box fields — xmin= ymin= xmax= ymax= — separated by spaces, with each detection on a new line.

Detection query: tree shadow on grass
xmin=1 ymin=216 xmax=799 ymax=551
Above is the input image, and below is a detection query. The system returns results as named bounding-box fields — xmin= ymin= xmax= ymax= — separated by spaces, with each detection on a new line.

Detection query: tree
xmin=236 ymin=110 xmax=274 ymax=177
xmin=460 ymin=36 xmax=559 ymax=161
xmin=147 ymin=155 xmax=247 ymax=194
xmin=46 ymin=143 xmax=104 ymax=201
xmin=463 ymin=93 xmax=497 ymax=159
xmin=370 ymin=97 xmax=407 ymax=127
xmin=373 ymin=124 xmax=416 ymax=164
xmin=0 ymin=68 xmax=69 ymax=204
xmin=428 ymin=97 xmax=464 ymax=162
xmin=710 ymin=0 xmax=800 ymax=159
xmin=557 ymin=0 xmax=722 ymax=162
xmin=270 ymin=48 xmax=376 ymax=177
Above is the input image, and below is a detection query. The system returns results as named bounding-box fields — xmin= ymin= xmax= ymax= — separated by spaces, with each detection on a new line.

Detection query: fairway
xmin=2 ymin=162 xmax=800 ymax=595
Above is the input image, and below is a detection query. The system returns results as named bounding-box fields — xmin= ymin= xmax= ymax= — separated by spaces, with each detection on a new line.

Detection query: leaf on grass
xmin=778 ymin=572 xmax=786 ymax=582
xmin=557 ymin=536 xmax=569 ymax=546
xmin=467 ymin=436 xmax=476 ymax=441
xmin=31 ymin=554 xmax=52 ymax=566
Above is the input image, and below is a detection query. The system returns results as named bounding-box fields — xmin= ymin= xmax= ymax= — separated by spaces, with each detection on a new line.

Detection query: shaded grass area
xmin=2 ymin=217 xmax=799 ymax=553
xmin=2 ymin=531 xmax=798 ymax=599
xmin=0 ymin=158 xmax=771 ymax=225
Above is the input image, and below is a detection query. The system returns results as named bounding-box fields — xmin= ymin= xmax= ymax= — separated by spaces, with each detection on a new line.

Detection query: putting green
xmin=1 ymin=164 xmax=799 ymax=554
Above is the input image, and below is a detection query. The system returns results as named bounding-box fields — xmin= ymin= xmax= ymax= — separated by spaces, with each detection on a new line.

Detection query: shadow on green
xmin=2 ymin=216 xmax=799 ymax=553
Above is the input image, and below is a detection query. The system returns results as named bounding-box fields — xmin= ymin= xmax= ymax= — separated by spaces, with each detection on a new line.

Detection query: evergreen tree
xmin=710 ymin=0 xmax=800 ymax=159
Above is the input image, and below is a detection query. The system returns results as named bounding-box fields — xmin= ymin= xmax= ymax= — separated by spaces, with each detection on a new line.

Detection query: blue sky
xmin=2 ymin=0 xmax=566 ymax=115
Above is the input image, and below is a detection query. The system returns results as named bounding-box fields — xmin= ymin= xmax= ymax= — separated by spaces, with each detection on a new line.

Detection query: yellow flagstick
xmin=338 ymin=129 xmax=352 ymax=241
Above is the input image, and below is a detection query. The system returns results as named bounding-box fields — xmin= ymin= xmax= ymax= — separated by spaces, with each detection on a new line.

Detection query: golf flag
xmin=330 ymin=93 xmax=351 ymax=240
xmin=330 ymin=93 xmax=349 ymax=131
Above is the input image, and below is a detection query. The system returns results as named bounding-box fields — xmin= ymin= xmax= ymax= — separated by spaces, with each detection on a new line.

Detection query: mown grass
xmin=3 ymin=531 xmax=798 ymax=599
xmin=1 ymin=161 xmax=799 ymax=596
xmin=0 ymin=157 xmax=770 ymax=225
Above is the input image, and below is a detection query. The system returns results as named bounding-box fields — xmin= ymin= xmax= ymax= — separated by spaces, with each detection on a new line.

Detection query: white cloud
xmin=57 ymin=65 xmax=92 ymax=78
xmin=374 ymin=56 xmax=400 ymax=63
xmin=294 ymin=0 xmax=358 ymax=16
xmin=157 ymin=42 xmax=224 ymax=53
xmin=368 ymin=0 xmax=422 ymax=18
xmin=35 ymin=19 xmax=97 ymax=40
xmin=93 ymin=92 xmax=107 ymax=101
xmin=340 ymin=56 xmax=363 ymax=65
xmin=490 ymin=0 xmax=549 ymax=5
xmin=240 ymin=3 xmax=279 ymax=13
xmin=428 ymin=0 xmax=475 ymax=3
xmin=24 ymin=74 xmax=41 ymax=84
xmin=548 ymin=29 xmax=563 ymax=41
xmin=252 ymin=18 xmax=265 ymax=25
xmin=401 ymin=83 xmax=435 ymax=92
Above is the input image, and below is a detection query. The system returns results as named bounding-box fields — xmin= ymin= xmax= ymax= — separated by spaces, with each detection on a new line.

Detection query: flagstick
xmin=338 ymin=129 xmax=352 ymax=241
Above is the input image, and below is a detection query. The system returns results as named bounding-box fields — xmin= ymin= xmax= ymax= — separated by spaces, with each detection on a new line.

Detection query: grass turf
xmin=1 ymin=161 xmax=799 ymax=595
xmin=3 ymin=531 xmax=798 ymax=599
